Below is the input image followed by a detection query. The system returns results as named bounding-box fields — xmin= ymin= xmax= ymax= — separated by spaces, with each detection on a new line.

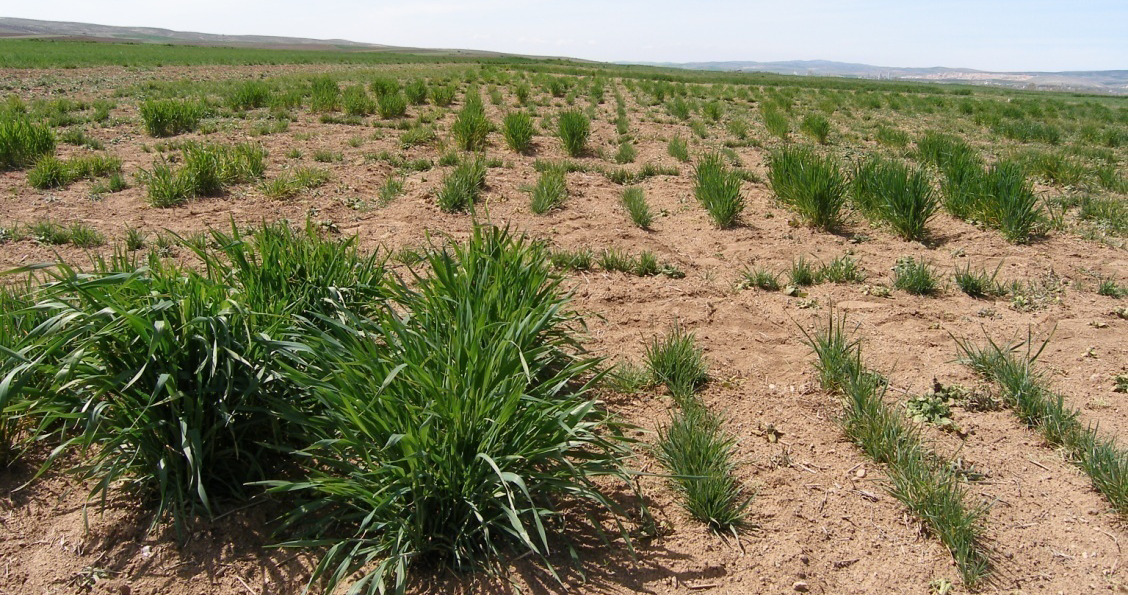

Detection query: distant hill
xmin=633 ymin=60 xmax=1128 ymax=94
xmin=0 ymin=17 xmax=558 ymax=59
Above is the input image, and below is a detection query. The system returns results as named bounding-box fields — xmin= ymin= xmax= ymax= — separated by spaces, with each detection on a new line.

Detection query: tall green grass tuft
xmin=667 ymin=135 xmax=690 ymax=162
xmin=768 ymin=145 xmax=847 ymax=232
xmin=451 ymin=93 xmax=491 ymax=151
xmin=529 ymin=168 xmax=567 ymax=214
xmin=981 ymin=161 xmax=1043 ymax=243
xmin=436 ymin=155 xmax=487 ymax=213
xmin=0 ymin=116 xmax=55 ymax=170
xmin=377 ymin=92 xmax=408 ymax=119
xmin=226 ymin=81 xmax=272 ymax=111
xmin=644 ymin=325 xmax=708 ymax=401
xmin=263 ymin=225 xmax=634 ymax=595
xmin=557 ymin=109 xmax=591 ymax=157
xmin=140 ymin=99 xmax=205 ymax=137
xmin=657 ymin=403 xmax=750 ymax=532
xmin=694 ymin=151 xmax=744 ymax=228
xmin=502 ymin=111 xmax=534 ymax=154
xmin=800 ymin=113 xmax=831 ymax=144
xmin=760 ymin=105 xmax=789 ymax=139
xmin=404 ymin=79 xmax=428 ymax=105
xmin=850 ymin=156 xmax=938 ymax=241
xmin=141 ymin=142 xmax=266 ymax=207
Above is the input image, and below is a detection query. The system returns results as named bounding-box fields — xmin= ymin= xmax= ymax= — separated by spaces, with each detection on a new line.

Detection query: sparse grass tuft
xmin=800 ymin=113 xmax=831 ymax=144
xmin=645 ymin=325 xmax=708 ymax=401
xmin=140 ymin=99 xmax=205 ymax=137
xmin=954 ymin=262 xmax=1004 ymax=299
xmin=529 ymin=168 xmax=567 ymax=214
xmin=667 ymin=136 xmax=690 ymax=162
xmin=436 ymin=155 xmax=487 ymax=213
xmin=621 ymin=186 xmax=653 ymax=229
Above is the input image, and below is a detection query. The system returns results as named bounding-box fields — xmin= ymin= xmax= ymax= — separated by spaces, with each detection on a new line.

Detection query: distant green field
xmin=0 ymin=38 xmax=478 ymax=68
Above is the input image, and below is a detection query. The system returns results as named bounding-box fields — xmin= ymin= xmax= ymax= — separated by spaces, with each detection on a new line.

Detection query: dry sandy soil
xmin=1 ymin=64 xmax=1127 ymax=595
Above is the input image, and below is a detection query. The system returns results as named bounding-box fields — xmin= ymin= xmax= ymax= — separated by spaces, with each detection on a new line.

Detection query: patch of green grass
xmin=341 ymin=85 xmax=375 ymax=117
xmin=502 ymin=111 xmax=534 ymax=154
xmin=645 ymin=324 xmax=708 ymax=401
xmin=953 ymin=261 xmax=1004 ymax=299
xmin=621 ymin=186 xmax=653 ymax=229
xmin=429 ymin=84 xmax=456 ymax=107
xmin=657 ymin=403 xmax=751 ymax=533
xmin=139 ymin=99 xmax=205 ymax=137
xmin=549 ymin=247 xmax=593 ymax=271
xmin=27 ymin=154 xmax=69 ymax=189
xmin=529 ymin=168 xmax=567 ymax=214
xmin=259 ymin=225 xmax=633 ymax=595
xmin=738 ymin=266 xmax=780 ymax=291
xmin=378 ymin=177 xmax=405 ymax=205
xmin=404 ymin=79 xmax=428 ymax=105
xmin=788 ymin=255 xmax=820 ymax=287
xmin=667 ymin=136 xmax=690 ymax=162
xmin=893 ymin=256 xmax=939 ymax=296
xmin=124 ymin=227 xmax=145 ymax=251
xmin=614 ymin=140 xmax=637 ymax=164
xmin=982 ymin=162 xmax=1043 ymax=244
xmin=313 ymin=148 xmax=342 ymax=163
xmin=916 ymin=131 xmax=976 ymax=170
xmin=399 ymin=125 xmax=435 ymax=149
xmin=875 ymin=126 xmax=909 ymax=148
xmin=29 ymin=218 xmax=71 ymax=245
xmin=451 ymin=93 xmax=491 ymax=151
xmin=804 ymin=315 xmax=991 ymax=587
xmin=557 ymin=110 xmax=590 ymax=157
xmin=1097 ymin=277 xmax=1125 ymax=299
xmin=800 ymin=113 xmax=831 ymax=144
xmin=67 ymin=222 xmax=104 ymax=248
xmin=768 ymin=145 xmax=847 ymax=232
xmin=0 ymin=117 xmax=55 ymax=170
xmin=760 ymin=105 xmax=789 ymax=139
xmin=956 ymin=332 xmax=1128 ymax=518
xmin=226 ymin=80 xmax=272 ymax=111
xmin=694 ymin=151 xmax=744 ymax=228
xmin=309 ymin=76 xmax=340 ymax=112
xmin=1078 ymin=196 xmax=1127 ymax=236
xmin=819 ymin=255 xmax=866 ymax=283
xmin=377 ymin=92 xmax=408 ymax=119
xmin=850 ymin=156 xmax=938 ymax=242
xmin=436 ymin=155 xmax=487 ymax=213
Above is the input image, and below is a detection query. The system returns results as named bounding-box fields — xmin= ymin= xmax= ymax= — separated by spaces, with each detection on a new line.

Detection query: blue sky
xmin=5 ymin=1 xmax=1125 ymax=71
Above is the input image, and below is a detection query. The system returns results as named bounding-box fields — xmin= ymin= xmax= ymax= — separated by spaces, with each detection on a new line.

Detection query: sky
xmin=3 ymin=1 xmax=1125 ymax=72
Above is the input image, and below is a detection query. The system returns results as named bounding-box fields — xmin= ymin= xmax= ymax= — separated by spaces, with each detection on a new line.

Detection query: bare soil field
xmin=1 ymin=60 xmax=1126 ymax=595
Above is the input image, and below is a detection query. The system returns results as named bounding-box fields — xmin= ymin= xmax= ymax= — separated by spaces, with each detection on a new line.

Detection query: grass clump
xmin=768 ymin=145 xmax=847 ymax=232
xmin=981 ymin=162 xmax=1043 ymax=243
xmin=953 ymin=262 xmax=1004 ymax=299
xmin=693 ymin=151 xmax=744 ymax=228
xmin=850 ymin=156 xmax=939 ymax=242
xmin=667 ymin=135 xmax=690 ymax=162
xmin=760 ymin=105 xmax=789 ymax=139
xmin=800 ymin=113 xmax=831 ymax=144
xmin=502 ymin=111 xmax=534 ymax=154
xmin=557 ymin=110 xmax=591 ymax=157
xmin=429 ymin=84 xmax=456 ymax=107
xmin=404 ymin=79 xmax=427 ymax=105
xmin=620 ymin=186 xmax=653 ymax=229
xmin=739 ymin=266 xmax=780 ymax=291
xmin=893 ymin=256 xmax=939 ymax=296
xmin=549 ymin=247 xmax=593 ymax=271
xmin=226 ymin=81 xmax=271 ymax=111
xmin=788 ymin=255 xmax=820 ymax=287
xmin=0 ymin=116 xmax=55 ymax=169
xmin=657 ymin=404 xmax=750 ymax=533
xmin=377 ymin=92 xmax=408 ymax=119
xmin=819 ymin=255 xmax=866 ymax=284
xmin=262 ymin=225 xmax=634 ymax=595
xmin=644 ymin=325 xmax=708 ymax=401
xmin=140 ymin=99 xmax=205 ymax=137
xmin=141 ymin=142 xmax=266 ymax=207
xmin=436 ymin=155 xmax=487 ymax=213
xmin=803 ymin=314 xmax=991 ymax=587
xmin=529 ymin=168 xmax=567 ymax=214
xmin=451 ymin=94 xmax=491 ymax=151
xmin=614 ymin=140 xmax=637 ymax=164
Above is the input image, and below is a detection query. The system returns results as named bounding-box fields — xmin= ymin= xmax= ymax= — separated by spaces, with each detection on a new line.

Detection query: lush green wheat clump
xmin=850 ymin=156 xmax=939 ymax=241
xmin=800 ymin=113 xmax=831 ymax=144
xmin=451 ymin=94 xmax=491 ymax=151
xmin=530 ymin=168 xmax=567 ymax=214
xmin=981 ymin=162 xmax=1043 ymax=243
xmin=768 ymin=146 xmax=847 ymax=232
xmin=141 ymin=142 xmax=266 ymax=207
xmin=645 ymin=325 xmax=708 ymax=401
xmin=694 ymin=151 xmax=744 ymax=228
xmin=760 ymin=105 xmax=789 ymax=139
xmin=377 ymin=92 xmax=408 ymax=119
xmin=502 ymin=111 xmax=535 ymax=154
xmin=226 ymin=81 xmax=272 ymax=111
xmin=404 ymin=79 xmax=428 ymax=105
xmin=893 ymin=256 xmax=939 ymax=296
xmin=0 ymin=116 xmax=55 ymax=170
xmin=140 ymin=99 xmax=205 ymax=137
xmin=557 ymin=110 xmax=590 ymax=157
xmin=265 ymin=225 xmax=633 ymax=595
xmin=430 ymin=84 xmax=456 ymax=107
xmin=667 ymin=135 xmax=690 ymax=162
xmin=436 ymin=155 xmax=487 ymax=213
xmin=341 ymin=85 xmax=375 ymax=116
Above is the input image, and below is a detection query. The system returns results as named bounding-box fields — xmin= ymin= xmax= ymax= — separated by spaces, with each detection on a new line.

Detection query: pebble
xmin=794 ymin=581 xmax=810 ymax=592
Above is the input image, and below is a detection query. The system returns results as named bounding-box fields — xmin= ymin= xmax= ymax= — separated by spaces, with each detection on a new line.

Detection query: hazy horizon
xmin=4 ymin=1 xmax=1126 ymax=72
